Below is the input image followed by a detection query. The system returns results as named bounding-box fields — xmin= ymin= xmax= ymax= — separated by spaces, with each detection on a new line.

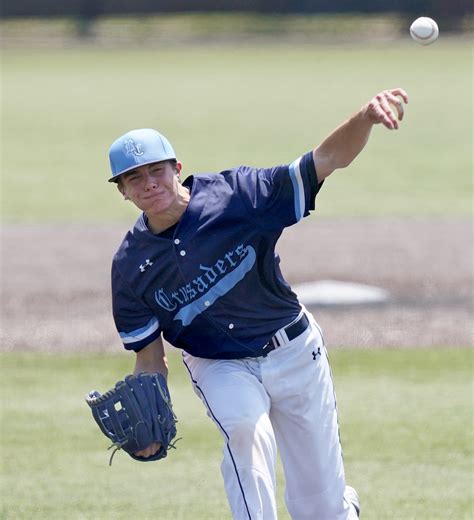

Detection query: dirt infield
xmin=1 ymin=216 xmax=472 ymax=352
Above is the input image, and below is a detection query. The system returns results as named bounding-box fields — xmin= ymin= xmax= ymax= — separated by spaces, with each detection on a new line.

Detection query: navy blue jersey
xmin=112 ymin=151 xmax=322 ymax=359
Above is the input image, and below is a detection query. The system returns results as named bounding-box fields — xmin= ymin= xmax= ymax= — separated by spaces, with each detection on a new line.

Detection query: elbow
xmin=330 ymin=154 xmax=355 ymax=173
xmin=313 ymin=148 xmax=352 ymax=180
xmin=337 ymin=157 xmax=353 ymax=170
xmin=313 ymin=149 xmax=333 ymax=180
xmin=313 ymin=157 xmax=342 ymax=181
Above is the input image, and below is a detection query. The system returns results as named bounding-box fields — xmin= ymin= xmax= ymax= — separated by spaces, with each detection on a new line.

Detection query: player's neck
xmin=146 ymin=186 xmax=190 ymax=234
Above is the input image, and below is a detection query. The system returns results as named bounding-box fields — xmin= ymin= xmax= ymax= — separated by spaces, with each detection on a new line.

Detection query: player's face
xmin=118 ymin=161 xmax=183 ymax=215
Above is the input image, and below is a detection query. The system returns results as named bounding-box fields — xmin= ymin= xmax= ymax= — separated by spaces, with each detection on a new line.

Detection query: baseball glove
xmin=86 ymin=372 xmax=178 ymax=465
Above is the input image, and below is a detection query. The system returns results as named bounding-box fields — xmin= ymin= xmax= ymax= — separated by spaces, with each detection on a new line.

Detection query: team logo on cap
xmin=124 ymin=138 xmax=144 ymax=157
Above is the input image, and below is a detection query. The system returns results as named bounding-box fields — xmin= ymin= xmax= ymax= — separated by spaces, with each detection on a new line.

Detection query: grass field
xmin=1 ymin=348 xmax=472 ymax=519
xmin=1 ymin=38 xmax=472 ymax=221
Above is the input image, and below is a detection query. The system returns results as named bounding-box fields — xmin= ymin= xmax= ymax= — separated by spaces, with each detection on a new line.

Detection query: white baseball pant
xmin=182 ymin=311 xmax=358 ymax=520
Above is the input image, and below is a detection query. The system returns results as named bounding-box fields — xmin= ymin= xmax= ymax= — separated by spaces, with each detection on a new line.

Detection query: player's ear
xmin=175 ymin=161 xmax=183 ymax=179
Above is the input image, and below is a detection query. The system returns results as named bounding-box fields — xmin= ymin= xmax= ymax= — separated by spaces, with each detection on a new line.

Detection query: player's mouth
xmin=143 ymin=192 xmax=167 ymax=201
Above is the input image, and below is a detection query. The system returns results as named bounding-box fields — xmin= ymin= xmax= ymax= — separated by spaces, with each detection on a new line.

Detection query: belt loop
xmin=261 ymin=343 xmax=274 ymax=357
xmin=277 ymin=328 xmax=289 ymax=346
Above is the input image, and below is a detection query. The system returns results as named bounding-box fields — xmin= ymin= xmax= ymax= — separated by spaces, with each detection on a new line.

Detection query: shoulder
xmin=185 ymin=166 xmax=269 ymax=195
xmin=184 ymin=167 xmax=251 ymax=187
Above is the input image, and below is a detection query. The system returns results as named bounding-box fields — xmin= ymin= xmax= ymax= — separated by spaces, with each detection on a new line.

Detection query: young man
xmin=108 ymin=88 xmax=408 ymax=519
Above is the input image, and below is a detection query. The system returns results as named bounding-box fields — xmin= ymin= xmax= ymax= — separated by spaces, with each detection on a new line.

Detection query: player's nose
xmin=144 ymin=173 xmax=158 ymax=191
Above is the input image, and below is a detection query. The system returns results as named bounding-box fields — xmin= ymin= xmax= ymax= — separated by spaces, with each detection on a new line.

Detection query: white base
xmin=294 ymin=279 xmax=390 ymax=306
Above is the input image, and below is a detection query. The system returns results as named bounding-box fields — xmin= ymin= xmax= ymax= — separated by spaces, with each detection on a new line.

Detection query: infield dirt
xmin=1 ymin=216 xmax=472 ymax=352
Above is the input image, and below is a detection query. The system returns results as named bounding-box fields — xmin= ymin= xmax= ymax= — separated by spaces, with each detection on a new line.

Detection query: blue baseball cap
xmin=108 ymin=128 xmax=176 ymax=182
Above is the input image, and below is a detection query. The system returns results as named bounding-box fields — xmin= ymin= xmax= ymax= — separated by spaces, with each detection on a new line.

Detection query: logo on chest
xmin=154 ymin=244 xmax=256 ymax=326
xmin=139 ymin=259 xmax=154 ymax=272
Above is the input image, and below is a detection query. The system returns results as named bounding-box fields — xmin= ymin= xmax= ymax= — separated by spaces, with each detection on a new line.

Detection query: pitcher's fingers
xmin=379 ymin=95 xmax=399 ymax=129
xmin=386 ymin=92 xmax=405 ymax=120
xmin=377 ymin=106 xmax=395 ymax=129
xmin=135 ymin=442 xmax=162 ymax=458
xmin=388 ymin=88 xmax=409 ymax=104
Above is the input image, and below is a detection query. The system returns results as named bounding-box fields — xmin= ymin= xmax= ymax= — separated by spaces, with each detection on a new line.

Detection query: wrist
xmin=356 ymin=105 xmax=374 ymax=126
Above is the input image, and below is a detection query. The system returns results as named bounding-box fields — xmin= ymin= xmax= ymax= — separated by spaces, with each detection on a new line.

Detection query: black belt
xmin=260 ymin=313 xmax=310 ymax=357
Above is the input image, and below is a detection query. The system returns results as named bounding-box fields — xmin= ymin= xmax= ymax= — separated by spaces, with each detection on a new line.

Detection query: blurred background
xmin=1 ymin=1 xmax=472 ymax=50
xmin=1 ymin=2 xmax=473 ymax=519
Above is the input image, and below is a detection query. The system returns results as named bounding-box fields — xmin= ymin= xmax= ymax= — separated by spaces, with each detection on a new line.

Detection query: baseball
xmin=410 ymin=17 xmax=439 ymax=45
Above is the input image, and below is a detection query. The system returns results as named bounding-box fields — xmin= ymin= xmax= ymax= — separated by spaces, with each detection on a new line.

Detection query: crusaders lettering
xmin=154 ymin=244 xmax=254 ymax=321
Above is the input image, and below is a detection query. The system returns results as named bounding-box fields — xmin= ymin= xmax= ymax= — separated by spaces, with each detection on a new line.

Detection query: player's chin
xmin=142 ymin=197 xmax=172 ymax=214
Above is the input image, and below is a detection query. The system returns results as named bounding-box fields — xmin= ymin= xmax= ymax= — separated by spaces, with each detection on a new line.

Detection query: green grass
xmin=1 ymin=38 xmax=472 ymax=221
xmin=1 ymin=348 xmax=472 ymax=519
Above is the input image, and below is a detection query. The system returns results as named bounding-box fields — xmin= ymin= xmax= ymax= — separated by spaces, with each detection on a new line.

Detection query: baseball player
xmin=108 ymin=88 xmax=408 ymax=519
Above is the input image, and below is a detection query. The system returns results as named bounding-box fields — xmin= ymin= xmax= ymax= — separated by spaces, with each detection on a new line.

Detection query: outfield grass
xmin=2 ymin=38 xmax=472 ymax=221
xmin=1 ymin=348 xmax=472 ymax=519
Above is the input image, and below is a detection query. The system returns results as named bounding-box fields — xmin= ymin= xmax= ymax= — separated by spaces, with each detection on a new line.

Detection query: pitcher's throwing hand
xmin=363 ymin=88 xmax=409 ymax=130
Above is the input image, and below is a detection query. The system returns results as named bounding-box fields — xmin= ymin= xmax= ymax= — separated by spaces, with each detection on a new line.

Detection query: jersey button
xmin=228 ymin=323 xmax=234 ymax=329
xmin=174 ymin=239 xmax=180 ymax=245
xmin=204 ymin=300 xmax=211 ymax=307
xmin=180 ymin=250 xmax=186 ymax=256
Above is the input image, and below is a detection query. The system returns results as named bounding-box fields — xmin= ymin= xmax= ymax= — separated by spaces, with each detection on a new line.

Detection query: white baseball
xmin=410 ymin=17 xmax=439 ymax=46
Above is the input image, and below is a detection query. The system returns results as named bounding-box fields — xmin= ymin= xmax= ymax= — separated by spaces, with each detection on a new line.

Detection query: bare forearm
xmin=134 ymin=356 xmax=168 ymax=378
xmin=133 ymin=337 xmax=169 ymax=378
xmin=313 ymin=88 xmax=408 ymax=181
xmin=313 ymin=110 xmax=373 ymax=179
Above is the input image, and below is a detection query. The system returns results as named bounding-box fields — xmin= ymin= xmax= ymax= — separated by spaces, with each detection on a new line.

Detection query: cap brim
xmin=107 ymin=158 xmax=175 ymax=183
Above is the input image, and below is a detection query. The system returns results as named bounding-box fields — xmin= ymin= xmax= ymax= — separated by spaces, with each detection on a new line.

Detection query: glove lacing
xmin=108 ymin=440 xmax=127 ymax=466
xmin=107 ymin=436 xmax=182 ymax=466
